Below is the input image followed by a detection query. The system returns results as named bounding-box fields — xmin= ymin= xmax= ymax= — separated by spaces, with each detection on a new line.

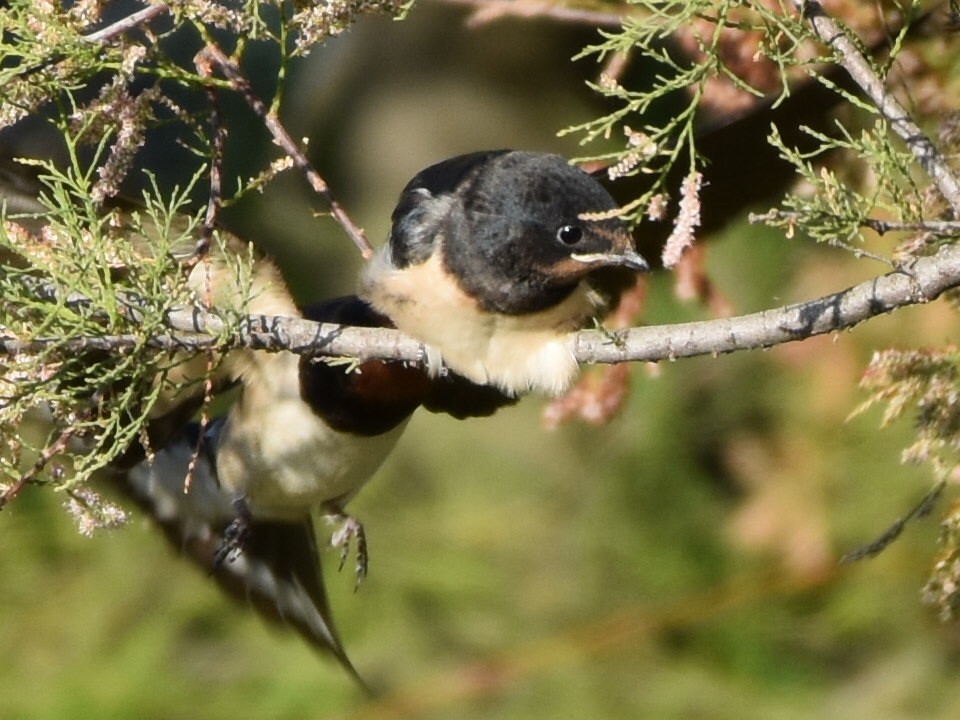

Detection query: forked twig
xmin=198 ymin=42 xmax=374 ymax=259
xmin=797 ymin=0 xmax=960 ymax=215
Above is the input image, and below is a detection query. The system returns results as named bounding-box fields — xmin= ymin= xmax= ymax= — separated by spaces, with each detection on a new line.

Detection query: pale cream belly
xmin=217 ymin=404 xmax=408 ymax=520
xmin=212 ymin=351 xmax=408 ymax=520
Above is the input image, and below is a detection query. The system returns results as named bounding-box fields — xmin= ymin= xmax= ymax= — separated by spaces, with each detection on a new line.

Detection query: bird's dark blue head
xmin=387 ymin=150 xmax=647 ymax=315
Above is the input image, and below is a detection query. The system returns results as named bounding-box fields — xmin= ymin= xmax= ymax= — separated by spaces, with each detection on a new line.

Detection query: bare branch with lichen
xmin=5 ymin=238 xmax=960 ymax=367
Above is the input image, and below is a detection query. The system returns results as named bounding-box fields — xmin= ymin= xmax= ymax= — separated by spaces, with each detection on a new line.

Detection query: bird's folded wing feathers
xmin=115 ymin=424 xmax=366 ymax=685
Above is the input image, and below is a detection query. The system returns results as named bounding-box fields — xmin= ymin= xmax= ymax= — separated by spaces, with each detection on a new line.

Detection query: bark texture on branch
xmin=8 ymin=243 xmax=957 ymax=366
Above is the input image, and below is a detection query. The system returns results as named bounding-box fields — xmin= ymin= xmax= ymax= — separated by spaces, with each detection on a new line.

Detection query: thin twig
xmin=750 ymin=209 xmax=960 ymax=237
xmin=0 ymin=333 xmax=223 ymax=355
xmin=182 ymin=52 xmax=227 ymax=493
xmin=5 ymin=240 xmax=960 ymax=364
xmin=433 ymin=0 xmax=630 ymax=28
xmin=193 ymin=51 xmax=225 ymax=259
xmin=197 ymin=42 xmax=374 ymax=259
xmin=0 ymin=475 xmax=30 ymax=511
xmin=7 ymin=2 xmax=168 ymax=81
xmin=0 ymin=428 xmax=76 ymax=510
xmin=861 ymin=218 xmax=960 ymax=236
xmin=840 ymin=480 xmax=946 ymax=563
xmin=797 ymin=0 xmax=960 ymax=216
xmin=81 ymin=3 xmax=170 ymax=44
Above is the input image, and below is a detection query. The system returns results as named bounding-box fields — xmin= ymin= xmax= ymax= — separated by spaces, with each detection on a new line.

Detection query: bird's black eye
xmin=556 ymin=225 xmax=583 ymax=245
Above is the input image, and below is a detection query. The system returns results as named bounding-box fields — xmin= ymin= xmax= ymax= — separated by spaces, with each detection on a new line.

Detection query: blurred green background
xmin=3 ymin=4 xmax=960 ymax=719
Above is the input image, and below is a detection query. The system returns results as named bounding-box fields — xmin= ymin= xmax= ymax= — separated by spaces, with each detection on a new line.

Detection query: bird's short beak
xmin=571 ymin=247 xmax=649 ymax=273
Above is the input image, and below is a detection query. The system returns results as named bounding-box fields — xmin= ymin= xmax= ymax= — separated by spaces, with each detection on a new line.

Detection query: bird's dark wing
xmin=422 ymin=372 xmax=518 ymax=419
xmin=219 ymin=517 xmax=367 ymax=688
xmin=112 ymin=424 xmax=368 ymax=689
xmin=303 ymin=295 xmax=517 ymax=419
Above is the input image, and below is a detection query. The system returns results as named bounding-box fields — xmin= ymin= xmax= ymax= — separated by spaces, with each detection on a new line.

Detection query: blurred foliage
xmin=5 ymin=0 xmax=960 ymax=719
xmin=4 ymin=220 xmax=960 ymax=719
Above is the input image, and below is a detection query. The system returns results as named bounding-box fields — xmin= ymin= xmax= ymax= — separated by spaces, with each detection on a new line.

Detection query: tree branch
xmin=573 ymin=242 xmax=960 ymax=364
xmin=5 ymin=242 xmax=960 ymax=366
xmin=797 ymin=0 xmax=960 ymax=216
xmin=750 ymin=209 xmax=960 ymax=238
xmin=0 ymin=427 xmax=76 ymax=510
xmin=194 ymin=50 xmax=226 ymax=260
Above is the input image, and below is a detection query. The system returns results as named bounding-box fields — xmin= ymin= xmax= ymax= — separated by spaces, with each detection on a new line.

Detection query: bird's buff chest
xmin=360 ymin=252 xmax=599 ymax=396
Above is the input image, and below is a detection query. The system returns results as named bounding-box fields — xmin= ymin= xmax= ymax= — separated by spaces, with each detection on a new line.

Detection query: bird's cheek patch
xmin=542 ymin=256 xmax=597 ymax=283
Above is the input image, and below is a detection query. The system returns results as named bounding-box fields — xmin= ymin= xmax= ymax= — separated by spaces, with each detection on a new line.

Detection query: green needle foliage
xmin=0 ymin=129 xmax=220 ymax=497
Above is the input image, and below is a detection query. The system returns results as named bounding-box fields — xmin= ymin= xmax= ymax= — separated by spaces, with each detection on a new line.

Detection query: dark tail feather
xmin=110 ymin=432 xmax=371 ymax=692
xmin=221 ymin=518 xmax=370 ymax=691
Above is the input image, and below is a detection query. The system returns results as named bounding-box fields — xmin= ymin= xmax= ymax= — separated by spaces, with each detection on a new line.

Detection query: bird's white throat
xmin=360 ymin=251 xmax=599 ymax=396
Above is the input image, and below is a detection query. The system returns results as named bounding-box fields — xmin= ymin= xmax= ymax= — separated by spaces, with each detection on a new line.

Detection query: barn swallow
xmin=359 ymin=150 xmax=648 ymax=397
xmin=122 ymin=295 xmax=432 ymax=688
xmin=117 ymin=152 xmax=647 ymax=683
xmin=3 ymin=149 xmax=647 ymax=685
xmin=119 ymin=291 xmax=521 ymax=687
